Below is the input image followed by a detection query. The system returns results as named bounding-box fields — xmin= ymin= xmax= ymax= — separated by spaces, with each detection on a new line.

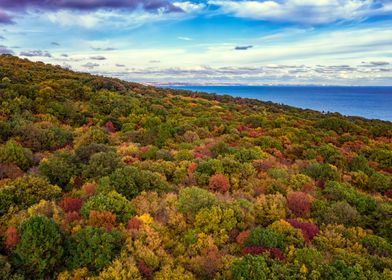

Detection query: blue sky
xmin=1 ymin=0 xmax=392 ymax=85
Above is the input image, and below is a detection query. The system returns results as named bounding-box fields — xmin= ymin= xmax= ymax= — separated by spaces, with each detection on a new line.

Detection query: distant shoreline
xmin=161 ymin=85 xmax=392 ymax=122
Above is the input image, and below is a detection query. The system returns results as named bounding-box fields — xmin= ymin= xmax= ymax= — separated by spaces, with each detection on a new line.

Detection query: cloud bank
xmin=208 ymin=0 xmax=392 ymax=24
xmin=0 ymin=0 xmax=183 ymax=13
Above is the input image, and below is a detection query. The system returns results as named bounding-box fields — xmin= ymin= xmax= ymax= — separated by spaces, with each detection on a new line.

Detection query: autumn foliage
xmin=209 ymin=173 xmax=230 ymax=193
xmin=87 ymin=210 xmax=117 ymax=230
xmin=5 ymin=226 xmax=20 ymax=250
xmin=0 ymin=56 xmax=391 ymax=279
xmin=287 ymin=192 xmax=311 ymax=218
xmin=60 ymin=197 xmax=83 ymax=213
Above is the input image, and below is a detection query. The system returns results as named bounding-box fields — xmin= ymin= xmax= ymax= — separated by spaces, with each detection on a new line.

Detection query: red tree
xmin=64 ymin=211 xmax=81 ymax=223
xmin=127 ymin=217 xmax=142 ymax=231
xmin=209 ymin=174 xmax=230 ymax=193
xmin=88 ymin=210 xmax=117 ymax=231
xmin=60 ymin=197 xmax=83 ymax=213
xmin=105 ymin=121 xmax=116 ymax=133
xmin=82 ymin=183 xmax=97 ymax=198
xmin=5 ymin=226 xmax=20 ymax=250
xmin=236 ymin=230 xmax=250 ymax=246
xmin=287 ymin=219 xmax=319 ymax=243
xmin=287 ymin=192 xmax=310 ymax=218
xmin=138 ymin=260 xmax=152 ymax=278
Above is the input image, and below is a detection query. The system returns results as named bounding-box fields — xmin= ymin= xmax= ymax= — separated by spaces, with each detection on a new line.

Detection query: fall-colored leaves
xmin=0 ymin=55 xmax=391 ymax=279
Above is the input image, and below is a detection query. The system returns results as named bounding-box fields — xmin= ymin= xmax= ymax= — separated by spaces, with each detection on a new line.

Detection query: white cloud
xmin=178 ymin=36 xmax=193 ymax=41
xmin=208 ymin=0 xmax=392 ymax=24
xmin=43 ymin=2 xmax=205 ymax=29
xmin=47 ymin=11 xmax=99 ymax=28
xmin=173 ymin=1 xmax=206 ymax=13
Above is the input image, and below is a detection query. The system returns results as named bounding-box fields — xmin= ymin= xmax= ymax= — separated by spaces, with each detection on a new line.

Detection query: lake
xmin=165 ymin=86 xmax=392 ymax=122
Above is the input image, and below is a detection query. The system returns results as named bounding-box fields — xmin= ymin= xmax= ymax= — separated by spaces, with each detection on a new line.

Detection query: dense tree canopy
xmin=0 ymin=55 xmax=391 ymax=279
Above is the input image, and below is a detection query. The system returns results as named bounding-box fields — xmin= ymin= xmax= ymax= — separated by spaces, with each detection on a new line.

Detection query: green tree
xmin=74 ymin=143 xmax=113 ymax=164
xmin=3 ymin=175 xmax=62 ymax=210
xmin=83 ymin=152 xmax=124 ymax=178
xmin=178 ymin=187 xmax=217 ymax=219
xmin=11 ymin=216 xmax=63 ymax=278
xmin=232 ymin=255 xmax=270 ymax=280
xmin=39 ymin=151 xmax=76 ymax=189
xmin=109 ymin=166 xmax=169 ymax=200
xmin=244 ymin=227 xmax=284 ymax=249
xmin=303 ymin=163 xmax=339 ymax=181
xmin=321 ymin=201 xmax=359 ymax=226
xmin=81 ymin=191 xmax=135 ymax=223
xmin=0 ymin=140 xmax=33 ymax=171
xmin=66 ymin=226 xmax=123 ymax=272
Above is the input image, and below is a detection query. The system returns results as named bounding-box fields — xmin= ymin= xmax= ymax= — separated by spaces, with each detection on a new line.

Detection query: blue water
xmin=166 ymin=86 xmax=392 ymax=122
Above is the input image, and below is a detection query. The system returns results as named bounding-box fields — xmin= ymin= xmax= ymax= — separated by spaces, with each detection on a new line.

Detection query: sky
xmin=0 ymin=0 xmax=392 ymax=85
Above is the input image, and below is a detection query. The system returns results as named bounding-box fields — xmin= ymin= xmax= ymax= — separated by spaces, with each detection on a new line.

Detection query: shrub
xmin=66 ymin=226 xmax=123 ymax=272
xmin=244 ymin=227 xmax=284 ymax=249
xmin=287 ymin=192 xmax=311 ymax=218
xmin=209 ymin=173 xmax=230 ymax=193
xmin=11 ymin=216 xmax=63 ymax=278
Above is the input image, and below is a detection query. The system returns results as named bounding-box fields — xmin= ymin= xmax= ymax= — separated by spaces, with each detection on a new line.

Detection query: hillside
xmin=0 ymin=54 xmax=391 ymax=279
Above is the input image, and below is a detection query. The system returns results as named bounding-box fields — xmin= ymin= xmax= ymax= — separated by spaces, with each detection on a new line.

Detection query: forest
xmin=0 ymin=54 xmax=391 ymax=279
